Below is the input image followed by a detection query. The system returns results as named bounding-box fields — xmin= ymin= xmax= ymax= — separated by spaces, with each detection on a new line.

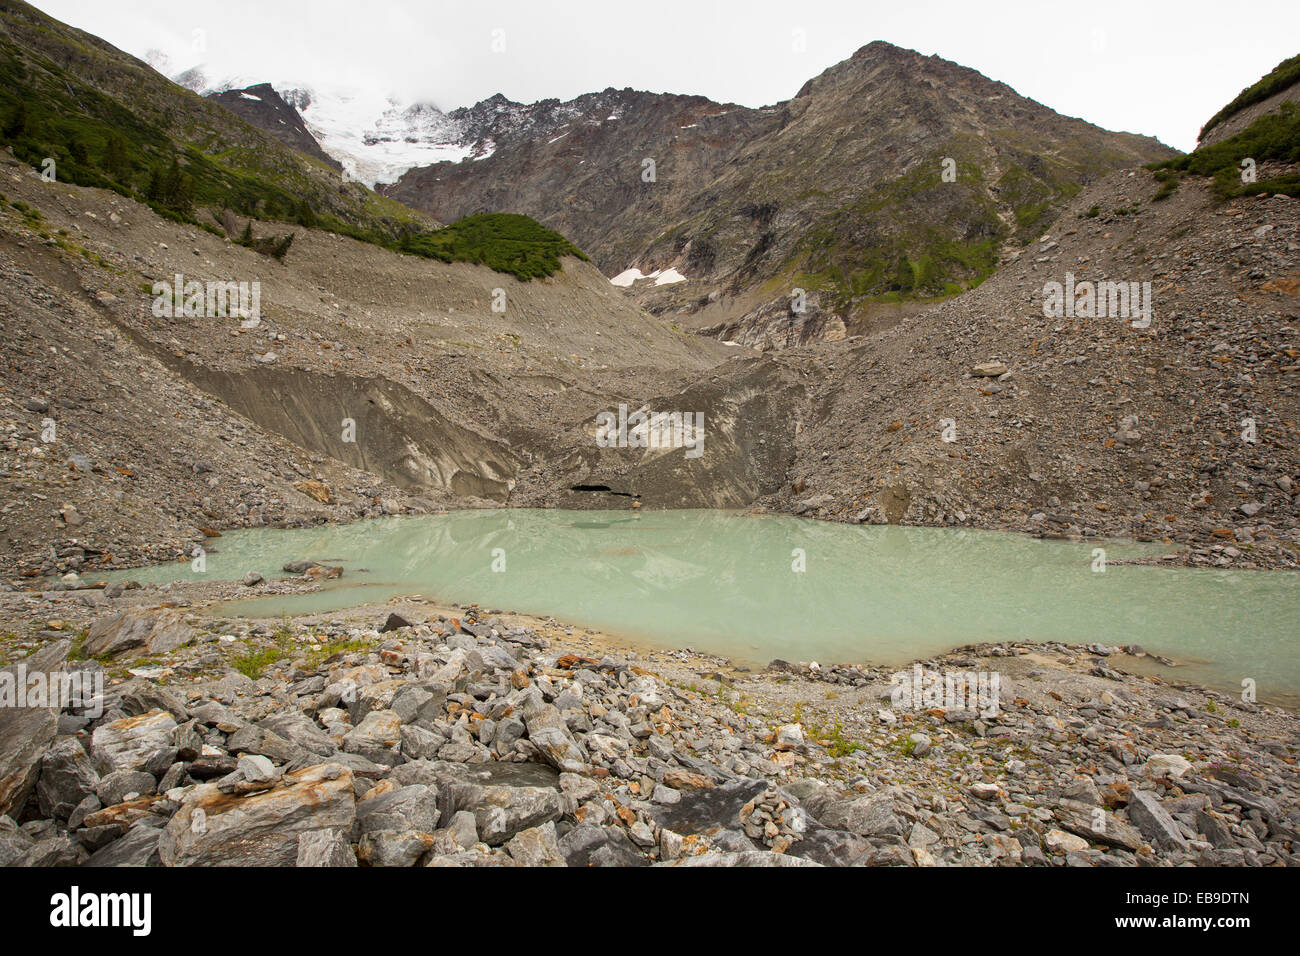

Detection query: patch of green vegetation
xmin=810 ymin=720 xmax=864 ymax=759
xmin=65 ymin=627 xmax=95 ymax=662
xmin=230 ymin=617 xmax=297 ymax=678
xmin=1200 ymin=54 xmax=1300 ymax=141
xmin=232 ymin=218 xmax=296 ymax=260
xmin=997 ymin=164 xmax=1080 ymax=240
xmin=270 ymin=616 xmax=294 ymax=643
xmin=398 ymin=213 xmax=589 ymax=281
xmin=232 ymin=643 xmax=286 ymax=680
xmin=1014 ymin=199 xmax=1052 ymax=228
xmin=796 ymin=225 xmax=1000 ymax=311
xmin=1152 ymin=168 xmax=1181 ymax=201
xmin=784 ymin=153 xmax=1062 ymax=312
xmin=1152 ymin=102 xmax=1300 ymax=200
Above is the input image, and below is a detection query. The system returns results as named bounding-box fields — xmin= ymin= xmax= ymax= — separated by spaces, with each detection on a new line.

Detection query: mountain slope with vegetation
xmin=207 ymin=82 xmax=340 ymax=170
xmin=0 ymin=0 xmax=423 ymax=240
xmin=1154 ymin=52 xmax=1300 ymax=202
xmin=386 ymin=42 xmax=1176 ymax=347
xmin=0 ymin=0 xmax=598 ymax=281
xmin=1199 ymin=53 xmax=1300 ymax=147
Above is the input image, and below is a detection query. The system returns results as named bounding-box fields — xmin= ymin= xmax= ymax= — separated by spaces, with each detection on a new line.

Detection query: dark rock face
xmin=650 ymin=778 xmax=768 ymax=837
xmin=0 ymin=641 xmax=68 ymax=819
xmin=512 ymin=356 xmax=806 ymax=511
xmin=208 ymin=83 xmax=341 ymax=169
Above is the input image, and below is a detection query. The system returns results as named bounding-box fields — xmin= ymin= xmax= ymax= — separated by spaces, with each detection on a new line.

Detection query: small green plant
xmin=233 ymin=617 xmax=295 ymax=678
xmin=1152 ymin=169 xmax=1180 ymax=201
xmin=818 ymin=721 xmax=864 ymax=758
xmin=232 ymin=644 xmax=286 ymax=680
xmin=67 ymin=627 xmax=92 ymax=662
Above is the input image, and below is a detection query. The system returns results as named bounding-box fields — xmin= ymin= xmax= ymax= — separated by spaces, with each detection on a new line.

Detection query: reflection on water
xmin=106 ymin=509 xmax=1300 ymax=703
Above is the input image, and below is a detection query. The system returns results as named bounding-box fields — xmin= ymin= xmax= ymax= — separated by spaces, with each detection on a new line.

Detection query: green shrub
xmin=1152 ymin=169 xmax=1180 ymax=201
xmin=398 ymin=212 xmax=589 ymax=281
xmin=1152 ymin=102 xmax=1300 ymax=199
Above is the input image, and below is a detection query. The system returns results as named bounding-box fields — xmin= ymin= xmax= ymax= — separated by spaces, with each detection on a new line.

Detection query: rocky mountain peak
xmin=206 ymin=82 xmax=339 ymax=169
xmin=385 ymin=43 xmax=1174 ymax=347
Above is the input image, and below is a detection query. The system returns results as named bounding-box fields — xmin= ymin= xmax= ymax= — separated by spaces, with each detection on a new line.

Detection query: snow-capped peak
xmin=157 ymin=63 xmax=473 ymax=187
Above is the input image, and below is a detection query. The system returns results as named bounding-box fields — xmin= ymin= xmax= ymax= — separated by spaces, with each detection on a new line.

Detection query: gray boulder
xmin=84 ymin=826 xmax=163 ymax=867
xmin=1128 ymin=790 xmax=1189 ymax=852
xmin=95 ymin=769 xmax=156 ymax=806
xmin=37 ymin=736 xmax=100 ymax=820
xmin=84 ymin=607 xmax=195 ymax=658
xmin=90 ymin=710 xmax=178 ymax=774
xmin=296 ymin=828 xmax=357 ymax=867
xmin=810 ymin=792 xmax=902 ymax=838
xmin=0 ymin=641 xmax=68 ymax=818
xmin=356 ymin=784 xmax=440 ymax=835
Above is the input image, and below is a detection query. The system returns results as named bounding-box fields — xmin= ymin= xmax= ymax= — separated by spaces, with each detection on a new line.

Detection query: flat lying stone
xmin=159 ymin=763 xmax=356 ymax=866
xmin=84 ymin=607 xmax=195 ymax=658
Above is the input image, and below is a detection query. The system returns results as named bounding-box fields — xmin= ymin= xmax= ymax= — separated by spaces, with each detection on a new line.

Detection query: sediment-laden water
xmin=109 ymin=509 xmax=1300 ymax=702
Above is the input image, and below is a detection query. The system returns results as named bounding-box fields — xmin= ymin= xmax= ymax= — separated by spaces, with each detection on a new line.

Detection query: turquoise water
xmin=108 ymin=510 xmax=1300 ymax=702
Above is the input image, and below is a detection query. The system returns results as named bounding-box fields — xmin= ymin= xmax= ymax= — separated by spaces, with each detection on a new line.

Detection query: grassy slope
xmin=1200 ymin=53 xmax=1300 ymax=141
xmin=1151 ymin=63 xmax=1300 ymax=203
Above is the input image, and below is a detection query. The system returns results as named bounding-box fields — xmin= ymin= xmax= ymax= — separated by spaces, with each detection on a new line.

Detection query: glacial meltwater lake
xmin=111 ymin=510 xmax=1300 ymax=704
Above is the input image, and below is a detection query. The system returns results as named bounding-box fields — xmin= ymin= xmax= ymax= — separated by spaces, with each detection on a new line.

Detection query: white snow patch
xmin=238 ymin=92 xmax=262 ymax=101
xmin=610 ymin=268 xmax=650 ymax=287
xmin=610 ymin=267 xmax=688 ymax=287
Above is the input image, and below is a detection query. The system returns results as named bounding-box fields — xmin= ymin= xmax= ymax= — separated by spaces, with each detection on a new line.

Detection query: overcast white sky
xmin=30 ymin=0 xmax=1300 ymax=152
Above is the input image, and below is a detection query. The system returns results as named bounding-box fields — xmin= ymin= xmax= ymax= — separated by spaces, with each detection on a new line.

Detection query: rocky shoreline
xmin=2 ymin=575 xmax=1297 ymax=867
